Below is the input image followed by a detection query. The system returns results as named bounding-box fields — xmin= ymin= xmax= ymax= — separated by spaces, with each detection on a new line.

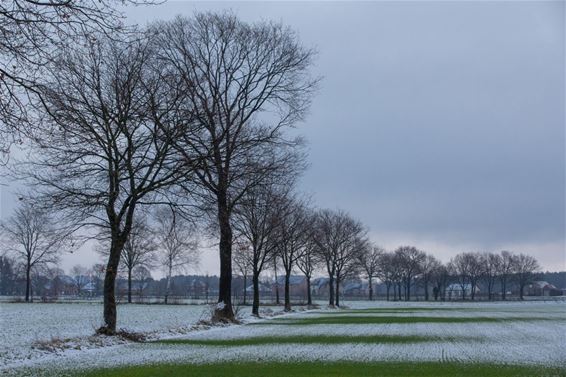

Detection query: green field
xmin=79 ymin=361 xmax=566 ymax=377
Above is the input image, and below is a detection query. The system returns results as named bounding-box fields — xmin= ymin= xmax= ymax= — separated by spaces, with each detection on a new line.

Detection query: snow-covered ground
xmin=1 ymin=301 xmax=565 ymax=376
xmin=0 ymin=302 xmax=256 ymax=367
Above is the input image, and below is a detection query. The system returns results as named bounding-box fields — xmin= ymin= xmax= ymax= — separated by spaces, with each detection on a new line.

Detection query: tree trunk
xmin=127 ymin=267 xmax=132 ymax=304
xmin=25 ymin=264 xmax=31 ymax=303
xmin=252 ymin=272 xmax=260 ymax=316
xmin=335 ymin=276 xmax=340 ymax=307
xmin=306 ymin=276 xmax=312 ymax=305
xmin=274 ymin=258 xmax=280 ymax=305
xmin=165 ymin=269 xmax=171 ymax=304
xmin=100 ymin=237 xmax=125 ymax=334
xmin=471 ymin=282 xmax=476 ymax=300
xmin=368 ymin=276 xmax=373 ymax=301
xmin=424 ymin=279 xmax=429 ymax=301
xmin=502 ymin=279 xmax=507 ymax=300
xmin=242 ymin=274 xmax=247 ymax=305
xmin=214 ymin=199 xmax=235 ymax=322
xmin=519 ymin=284 xmax=525 ymax=300
xmin=328 ymin=275 xmax=335 ymax=306
xmin=386 ymin=283 xmax=390 ymax=301
xmin=284 ymin=271 xmax=291 ymax=311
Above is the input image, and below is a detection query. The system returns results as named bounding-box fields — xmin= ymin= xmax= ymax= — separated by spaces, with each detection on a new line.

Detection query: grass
xmin=254 ymin=315 xmax=554 ymax=325
xmin=77 ymin=361 xmax=566 ymax=377
xmin=311 ymin=307 xmax=565 ymax=315
xmin=155 ymin=334 xmax=474 ymax=346
xmin=307 ymin=307 xmax=496 ymax=314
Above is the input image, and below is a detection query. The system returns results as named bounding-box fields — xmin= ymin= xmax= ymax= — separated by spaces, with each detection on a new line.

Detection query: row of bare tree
xmin=372 ymin=249 xmax=540 ymax=302
xmin=2 ymin=6 xmax=318 ymax=334
xmin=232 ymin=191 xmax=542 ymax=314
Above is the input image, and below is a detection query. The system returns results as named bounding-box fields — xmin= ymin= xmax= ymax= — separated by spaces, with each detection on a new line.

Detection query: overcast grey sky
xmin=1 ymin=1 xmax=565 ymax=274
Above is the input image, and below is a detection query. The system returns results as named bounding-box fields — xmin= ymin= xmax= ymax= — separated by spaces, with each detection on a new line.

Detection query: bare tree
xmin=273 ymin=256 xmax=281 ymax=305
xmin=0 ymin=0 xmax=153 ymax=156
xmin=275 ymin=197 xmax=311 ymax=311
xmin=133 ymin=265 xmax=152 ymax=300
xmin=233 ymin=242 xmax=253 ymax=305
xmin=513 ymin=253 xmax=540 ymax=300
xmin=377 ymin=251 xmax=396 ymax=301
xmin=98 ymin=216 xmax=156 ymax=303
xmin=313 ymin=209 xmax=367 ymax=307
xmin=431 ymin=264 xmax=450 ymax=301
xmin=466 ymin=253 xmax=485 ymax=300
xmin=152 ymin=12 xmax=318 ymax=322
xmin=497 ymin=250 xmax=515 ymax=300
xmin=419 ymin=254 xmax=441 ymax=301
xmin=0 ymin=202 xmax=70 ymax=302
xmin=296 ymin=228 xmax=320 ymax=306
xmin=448 ymin=252 xmax=484 ymax=300
xmin=482 ymin=252 xmax=501 ymax=300
xmin=394 ymin=246 xmax=425 ymax=301
xmin=357 ymin=245 xmax=384 ymax=301
xmin=70 ymin=265 xmax=90 ymax=296
xmin=20 ymin=34 xmax=189 ymax=334
xmin=448 ymin=254 xmax=469 ymax=300
xmin=155 ymin=208 xmax=199 ymax=304
xmin=0 ymin=254 xmax=16 ymax=296
xmin=232 ymin=183 xmax=286 ymax=315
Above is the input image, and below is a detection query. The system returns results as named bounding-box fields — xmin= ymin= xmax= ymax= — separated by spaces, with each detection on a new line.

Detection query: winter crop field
xmin=1 ymin=301 xmax=565 ymax=376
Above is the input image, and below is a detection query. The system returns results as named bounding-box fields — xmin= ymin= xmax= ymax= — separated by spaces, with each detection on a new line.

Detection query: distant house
xmin=525 ymin=281 xmax=561 ymax=297
xmin=311 ymin=277 xmax=330 ymax=296
xmin=446 ymin=283 xmax=479 ymax=300
xmin=272 ymin=275 xmax=307 ymax=298
xmin=245 ymin=283 xmax=271 ymax=295
xmin=83 ymin=282 xmax=96 ymax=296
xmin=342 ymin=281 xmax=365 ymax=296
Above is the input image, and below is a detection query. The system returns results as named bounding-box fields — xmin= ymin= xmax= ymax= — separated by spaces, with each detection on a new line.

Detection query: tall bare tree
xmin=70 ymin=264 xmax=90 ymax=296
xmin=233 ymin=242 xmax=253 ymax=305
xmin=466 ymin=252 xmax=485 ymax=300
xmin=0 ymin=202 xmax=70 ymax=302
xmin=232 ymin=183 xmax=287 ymax=315
xmin=513 ymin=253 xmax=540 ymax=300
xmin=152 ymin=12 xmax=318 ymax=321
xmin=0 ymin=0 xmax=153 ymax=156
xmin=20 ymin=34 xmax=189 ymax=333
xmin=482 ymin=252 xmax=501 ymax=300
xmin=420 ymin=254 xmax=441 ymax=301
xmin=313 ymin=209 xmax=367 ymax=307
xmin=377 ymin=251 xmax=396 ymax=301
xmin=296 ymin=228 xmax=320 ymax=306
xmin=449 ymin=252 xmax=485 ymax=300
xmin=133 ymin=265 xmax=152 ymax=300
xmin=155 ymin=208 xmax=199 ymax=304
xmin=275 ymin=197 xmax=311 ymax=311
xmin=357 ymin=245 xmax=384 ymax=301
xmin=497 ymin=250 xmax=516 ymax=300
xmin=394 ymin=246 xmax=425 ymax=301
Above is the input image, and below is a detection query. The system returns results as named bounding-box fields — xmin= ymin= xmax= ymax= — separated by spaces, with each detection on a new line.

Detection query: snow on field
xmin=0 ymin=302 xmax=253 ymax=367
xmin=2 ymin=301 xmax=565 ymax=376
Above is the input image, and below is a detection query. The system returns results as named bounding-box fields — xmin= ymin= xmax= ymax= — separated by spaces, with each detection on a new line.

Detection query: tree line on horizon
xmin=1 ymin=199 xmax=544 ymax=311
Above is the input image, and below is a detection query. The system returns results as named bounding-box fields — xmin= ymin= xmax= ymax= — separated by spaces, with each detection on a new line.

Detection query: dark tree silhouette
xmin=20 ymin=34 xmax=188 ymax=334
xmin=152 ymin=12 xmax=318 ymax=322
